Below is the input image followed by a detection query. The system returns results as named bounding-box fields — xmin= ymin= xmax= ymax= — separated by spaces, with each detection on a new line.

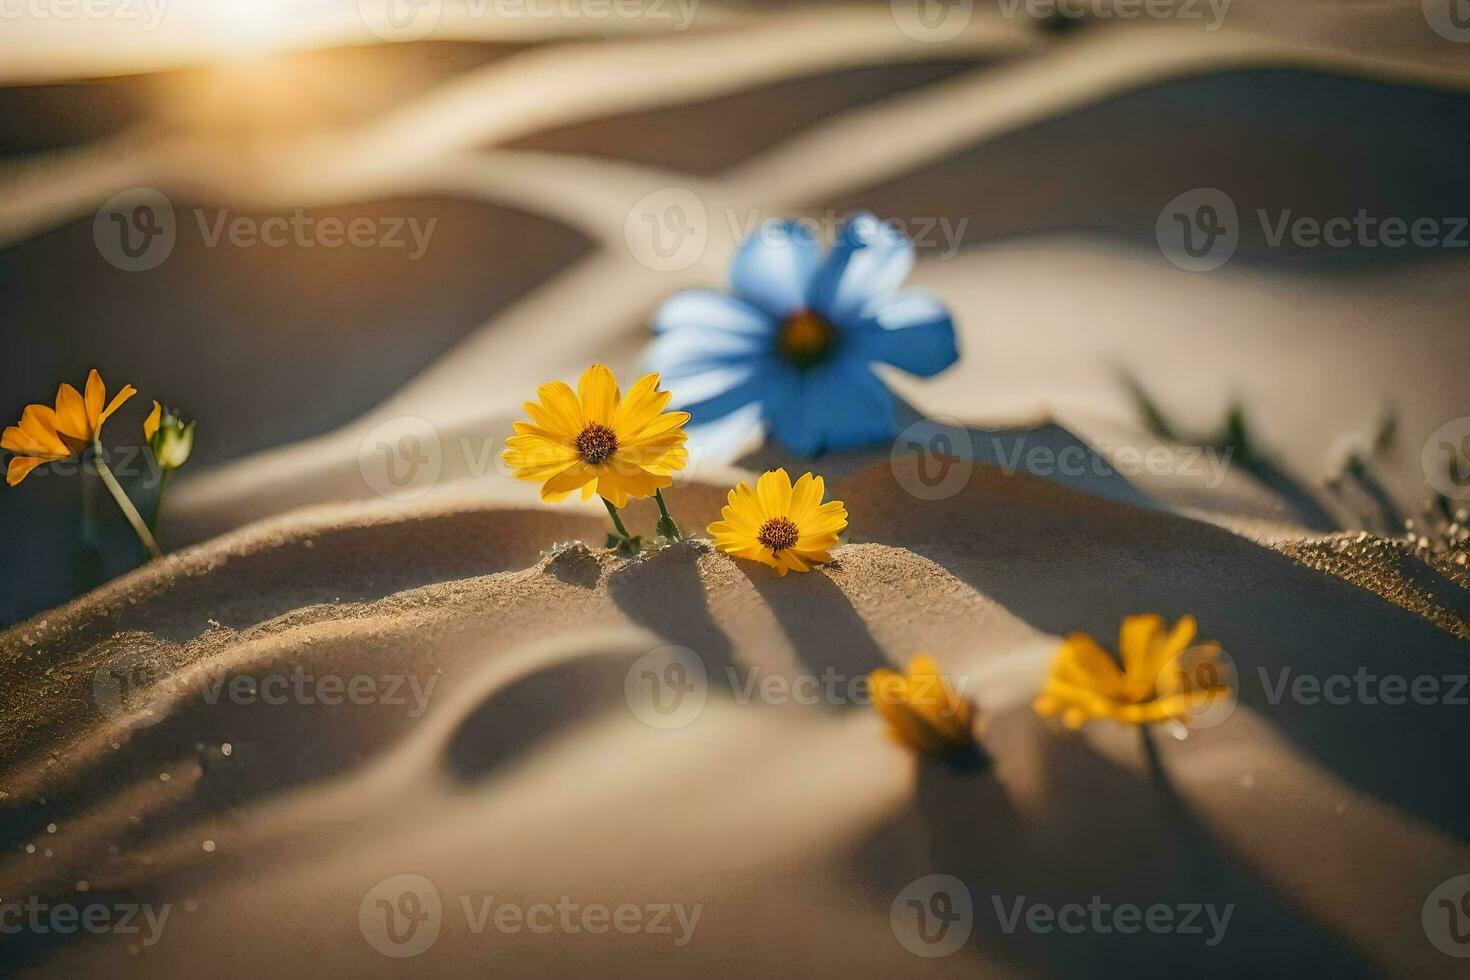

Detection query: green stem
xmin=602 ymin=496 xmax=633 ymax=539
xmin=150 ymin=466 xmax=172 ymax=530
xmin=92 ymin=441 xmax=162 ymax=560
xmin=652 ymin=488 xmax=683 ymax=541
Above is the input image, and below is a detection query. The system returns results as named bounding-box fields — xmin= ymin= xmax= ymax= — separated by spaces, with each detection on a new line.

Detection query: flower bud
xmin=144 ymin=401 xmax=195 ymax=470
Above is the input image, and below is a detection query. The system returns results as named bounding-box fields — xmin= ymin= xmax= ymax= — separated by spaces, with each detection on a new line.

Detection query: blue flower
xmin=645 ymin=212 xmax=959 ymax=457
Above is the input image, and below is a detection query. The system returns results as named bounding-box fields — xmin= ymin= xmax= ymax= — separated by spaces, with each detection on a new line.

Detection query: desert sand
xmin=2 ymin=3 xmax=1469 ymax=976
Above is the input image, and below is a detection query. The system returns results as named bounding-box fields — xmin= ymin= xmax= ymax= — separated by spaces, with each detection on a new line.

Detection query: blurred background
xmin=2 ymin=0 xmax=1469 ymax=624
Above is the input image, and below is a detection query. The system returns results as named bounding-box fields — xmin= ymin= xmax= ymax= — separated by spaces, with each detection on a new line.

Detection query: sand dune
xmin=2 ymin=458 xmax=1467 ymax=976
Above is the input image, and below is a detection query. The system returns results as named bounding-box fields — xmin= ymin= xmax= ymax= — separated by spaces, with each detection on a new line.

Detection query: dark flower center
xmin=757 ymin=516 xmax=800 ymax=552
xmin=574 ymin=422 xmax=619 ymax=464
xmin=777 ymin=309 xmax=838 ymax=368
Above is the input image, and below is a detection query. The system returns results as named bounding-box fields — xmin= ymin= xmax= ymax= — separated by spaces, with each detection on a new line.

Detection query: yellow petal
xmin=4 ymin=405 xmax=68 ymax=459
xmin=539 ymin=462 xmax=595 ymax=502
xmin=730 ymin=481 xmax=765 ymax=526
xmin=577 ymin=364 xmax=620 ymax=425
xmin=610 ymin=373 xmax=672 ymax=440
xmin=1056 ymin=632 xmax=1126 ymax=698
xmin=84 ymin=369 xmax=106 ymax=426
xmin=99 ymin=384 xmax=136 ymax=427
xmin=1119 ymin=614 xmax=1165 ymax=681
xmin=6 ymin=455 xmax=48 ymax=486
xmin=1151 ymin=615 xmax=1198 ymax=676
xmin=777 ymin=549 xmax=811 ymax=574
xmin=530 ymin=382 xmax=583 ymax=436
xmin=595 ymin=466 xmax=668 ymax=508
xmin=787 ymin=472 xmax=823 ymax=523
xmin=617 ymin=411 xmax=691 ymax=450
xmin=144 ymin=400 xmax=161 ymax=442
xmin=53 ymin=383 xmax=91 ymax=442
xmin=756 ymin=468 xmax=793 ymax=516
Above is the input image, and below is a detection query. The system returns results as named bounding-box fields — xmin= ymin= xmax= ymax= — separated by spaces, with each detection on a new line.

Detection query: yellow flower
xmin=503 ymin=365 xmax=690 ymax=509
xmin=870 ymin=654 xmax=977 ymax=758
xmin=2 ymin=369 xmax=136 ymax=486
xmin=707 ymin=468 xmax=847 ymax=576
xmin=1033 ymin=614 xmax=1230 ymax=729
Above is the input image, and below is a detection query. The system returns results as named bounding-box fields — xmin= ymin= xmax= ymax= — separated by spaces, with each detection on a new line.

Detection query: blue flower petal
xmin=653 ymin=289 xmax=776 ymax=337
xmin=646 ymin=290 xmax=777 ymax=383
xmin=765 ymin=360 xmax=897 ymax=455
xmin=646 ymin=327 xmax=769 ymax=383
xmin=675 ymin=362 xmax=778 ymax=424
xmin=730 ymin=220 xmax=824 ymax=319
xmin=806 ymin=212 xmax=915 ymax=327
xmin=685 ymin=402 xmax=766 ymax=462
xmin=853 ymin=291 xmax=958 ymax=378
